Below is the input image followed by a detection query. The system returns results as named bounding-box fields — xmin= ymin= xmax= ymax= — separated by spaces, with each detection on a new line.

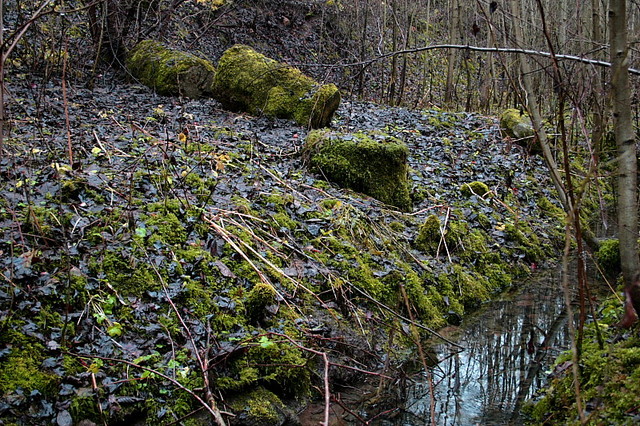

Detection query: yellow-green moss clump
xmin=126 ymin=40 xmax=216 ymax=98
xmin=460 ymin=181 xmax=490 ymax=197
xmin=228 ymin=387 xmax=295 ymax=426
xmin=303 ymin=129 xmax=412 ymax=211
xmin=595 ymin=238 xmax=620 ymax=274
xmin=525 ymin=297 xmax=640 ymax=424
xmin=245 ymin=282 xmax=278 ymax=325
xmin=415 ymin=215 xmax=472 ymax=255
xmin=213 ymin=44 xmax=340 ymax=128
xmin=499 ymin=108 xmax=539 ymax=153
xmin=0 ymin=332 xmax=58 ymax=398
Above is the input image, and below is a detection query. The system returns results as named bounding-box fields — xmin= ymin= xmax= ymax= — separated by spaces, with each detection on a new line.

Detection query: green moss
xmin=70 ymin=396 xmax=102 ymax=423
xmin=180 ymin=278 xmax=218 ymax=318
xmin=213 ymin=44 xmax=340 ymax=128
xmin=388 ymin=221 xmax=405 ymax=232
xmin=347 ymin=261 xmax=390 ymax=300
xmin=271 ymin=212 xmax=297 ymax=230
xmin=146 ymin=212 xmax=187 ymax=245
xmin=460 ymin=181 xmax=490 ymax=197
xmin=499 ymin=108 xmax=538 ymax=152
xmin=126 ymin=40 xmax=216 ymax=98
xmin=536 ymin=196 xmax=566 ymax=242
xmin=384 ymin=269 xmax=447 ymax=328
xmin=215 ymin=341 xmax=309 ymax=397
xmin=414 ymin=214 xmax=442 ymax=254
xmin=229 ymin=387 xmax=291 ymax=425
xmin=451 ymin=263 xmax=490 ymax=309
xmin=595 ymin=239 xmax=620 ymax=275
xmin=304 ymin=129 xmax=412 ymax=211
xmin=245 ymin=282 xmax=278 ymax=324
xmin=504 ymin=221 xmax=547 ymax=262
xmin=0 ymin=331 xmax=58 ymax=397
xmin=415 ymin=216 xmax=474 ymax=256
xmin=91 ymin=251 xmax=161 ymax=296
xmin=527 ymin=316 xmax=640 ymax=425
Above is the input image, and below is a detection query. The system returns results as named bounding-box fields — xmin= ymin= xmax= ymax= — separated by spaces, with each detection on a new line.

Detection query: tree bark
xmin=508 ymin=0 xmax=569 ymax=211
xmin=609 ymin=0 xmax=640 ymax=326
xmin=444 ymin=0 xmax=460 ymax=105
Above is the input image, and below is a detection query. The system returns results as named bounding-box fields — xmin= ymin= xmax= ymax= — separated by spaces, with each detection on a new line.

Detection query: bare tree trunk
xmin=387 ymin=0 xmax=398 ymax=105
xmin=508 ymin=0 xmax=568 ymax=210
xmin=396 ymin=5 xmax=413 ymax=106
xmin=444 ymin=0 xmax=459 ymax=105
xmin=0 ymin=0 xmax=4 ymax=156
xmin=609 ymin=0 xmax=640 ymax=325
xmin=591 ymin=0 xmax=605 ymax=160
xmin=357 ymin=0 xmax=370 ymax=97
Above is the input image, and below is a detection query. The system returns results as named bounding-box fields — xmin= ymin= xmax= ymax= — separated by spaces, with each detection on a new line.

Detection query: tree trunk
xmin=509 ymin=0 xmax=568 ymax=211
xmin=444 ymin=0 xmax=459 ymax=105
xmin=609 ymin=0 xmax=640 ymax=325
xmin=0 ymin=0 xmax=4 ymax=156
xmin=591 ymin=0 xmax=605 ymax=160
xmin=387 ymin=0 xmax=398 ymax=105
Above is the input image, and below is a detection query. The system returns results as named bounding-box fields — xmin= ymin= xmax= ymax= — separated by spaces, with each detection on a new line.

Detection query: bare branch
xmin=297 ymin=44 xmax=640 ymax=76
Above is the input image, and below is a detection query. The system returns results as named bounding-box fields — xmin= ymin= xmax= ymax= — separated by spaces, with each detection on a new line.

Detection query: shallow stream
xmin=399 ymin=265 xmax=577 ymax=425
xmin=299 ymin=264 xmax=591 ymax=425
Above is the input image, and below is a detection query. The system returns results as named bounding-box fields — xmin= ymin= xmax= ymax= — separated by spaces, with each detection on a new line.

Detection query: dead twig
xmin=69 ymin=352 xmax=231 ymax=423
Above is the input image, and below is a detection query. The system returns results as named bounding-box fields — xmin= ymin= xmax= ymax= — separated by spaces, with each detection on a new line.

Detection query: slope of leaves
xmin=0 ymin=71 xmax=564 ymax=423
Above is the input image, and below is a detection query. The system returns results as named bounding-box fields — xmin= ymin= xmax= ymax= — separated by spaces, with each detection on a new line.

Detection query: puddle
xmin=299 ymin=264 xmax=586 ymax=425
xmin=401 ymin=265 xmax=576 ymax=425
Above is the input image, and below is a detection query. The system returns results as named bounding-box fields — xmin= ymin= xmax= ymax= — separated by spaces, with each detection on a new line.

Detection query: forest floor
xmin=0 ymin=69 xmax=571 ymax=424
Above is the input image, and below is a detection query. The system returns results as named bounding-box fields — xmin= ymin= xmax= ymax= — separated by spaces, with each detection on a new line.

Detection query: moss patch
xmin=525 ymin=296 xmax=640 ymax=424
xmin=499 ymin=108 xmax=538 ymax=153
xmin=213 ymin=44 xmax=340 ymax=128
xmin=126 ymin=39 xmax=216 ymax=98
xmin=460 ymin=181 xmax=490 ymax=198
xmin=595 ymin=238 xmax=621 ymax=275
xmin=228 ymin=387 xmax=294 ymax=426
xmin=303 ymin=129 xmax=412 ymax=211
xmin=0 ymin=331 xmax=58 ymax=397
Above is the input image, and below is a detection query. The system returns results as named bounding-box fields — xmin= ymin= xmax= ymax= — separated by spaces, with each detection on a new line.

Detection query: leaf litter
xmin=0 ymin=72 xmax=563 ymax=423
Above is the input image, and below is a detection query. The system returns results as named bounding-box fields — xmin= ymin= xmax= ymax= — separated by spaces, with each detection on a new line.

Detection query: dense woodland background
xmin=4 ymin=0 xmax=640 ymax=115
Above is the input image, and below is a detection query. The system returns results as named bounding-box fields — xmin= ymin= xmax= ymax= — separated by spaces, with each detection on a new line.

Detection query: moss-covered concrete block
xmin=213 ymin=44 xmax=340 ymax=128
xmin=500 ymin=108 xmax=540 ymax=153
xmin=303 ymin=129 xmax=412 ymax=211
xmin=126 ymin=40 xmax=216 ymax=98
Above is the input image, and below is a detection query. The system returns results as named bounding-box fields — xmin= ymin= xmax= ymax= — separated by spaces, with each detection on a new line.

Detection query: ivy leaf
xmin=107 ymin=322 xmax=123 ymax=337
xmin=135 ymin=226 xmax=147 ymax=238
xmin=259 ymin=335 xmax=275 ymax=349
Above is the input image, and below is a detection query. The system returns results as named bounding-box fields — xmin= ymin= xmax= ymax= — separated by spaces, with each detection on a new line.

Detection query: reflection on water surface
xmin=403 ymin=266 xmax=574 ymax=425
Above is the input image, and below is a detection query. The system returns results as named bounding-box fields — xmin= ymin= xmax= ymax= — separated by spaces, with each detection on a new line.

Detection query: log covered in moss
xmin=303 ymin=129 xmax=412 ymax=211
xmin=213 ymin=44 xmax=340 ymax=128
xmin=499 ymin=108 xmax=540 ymax=153
xmin=126 ymin=40 xmax=216 ymax=98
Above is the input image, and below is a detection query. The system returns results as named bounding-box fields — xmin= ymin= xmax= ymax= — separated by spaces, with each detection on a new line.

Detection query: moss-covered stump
xmin=213 ymin=44 xmax=340 ymax=128
xmin=126 ymin=40 xmax=216 ymax=98
xmin=499 ymin=108 xmax=539 ymax=153
xmin=303 ymin=129 xmax=412 ymax=211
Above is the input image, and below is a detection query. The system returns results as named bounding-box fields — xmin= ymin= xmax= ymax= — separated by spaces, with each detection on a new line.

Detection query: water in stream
xmin=400 ymin=266 xmax=575 ymax=425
